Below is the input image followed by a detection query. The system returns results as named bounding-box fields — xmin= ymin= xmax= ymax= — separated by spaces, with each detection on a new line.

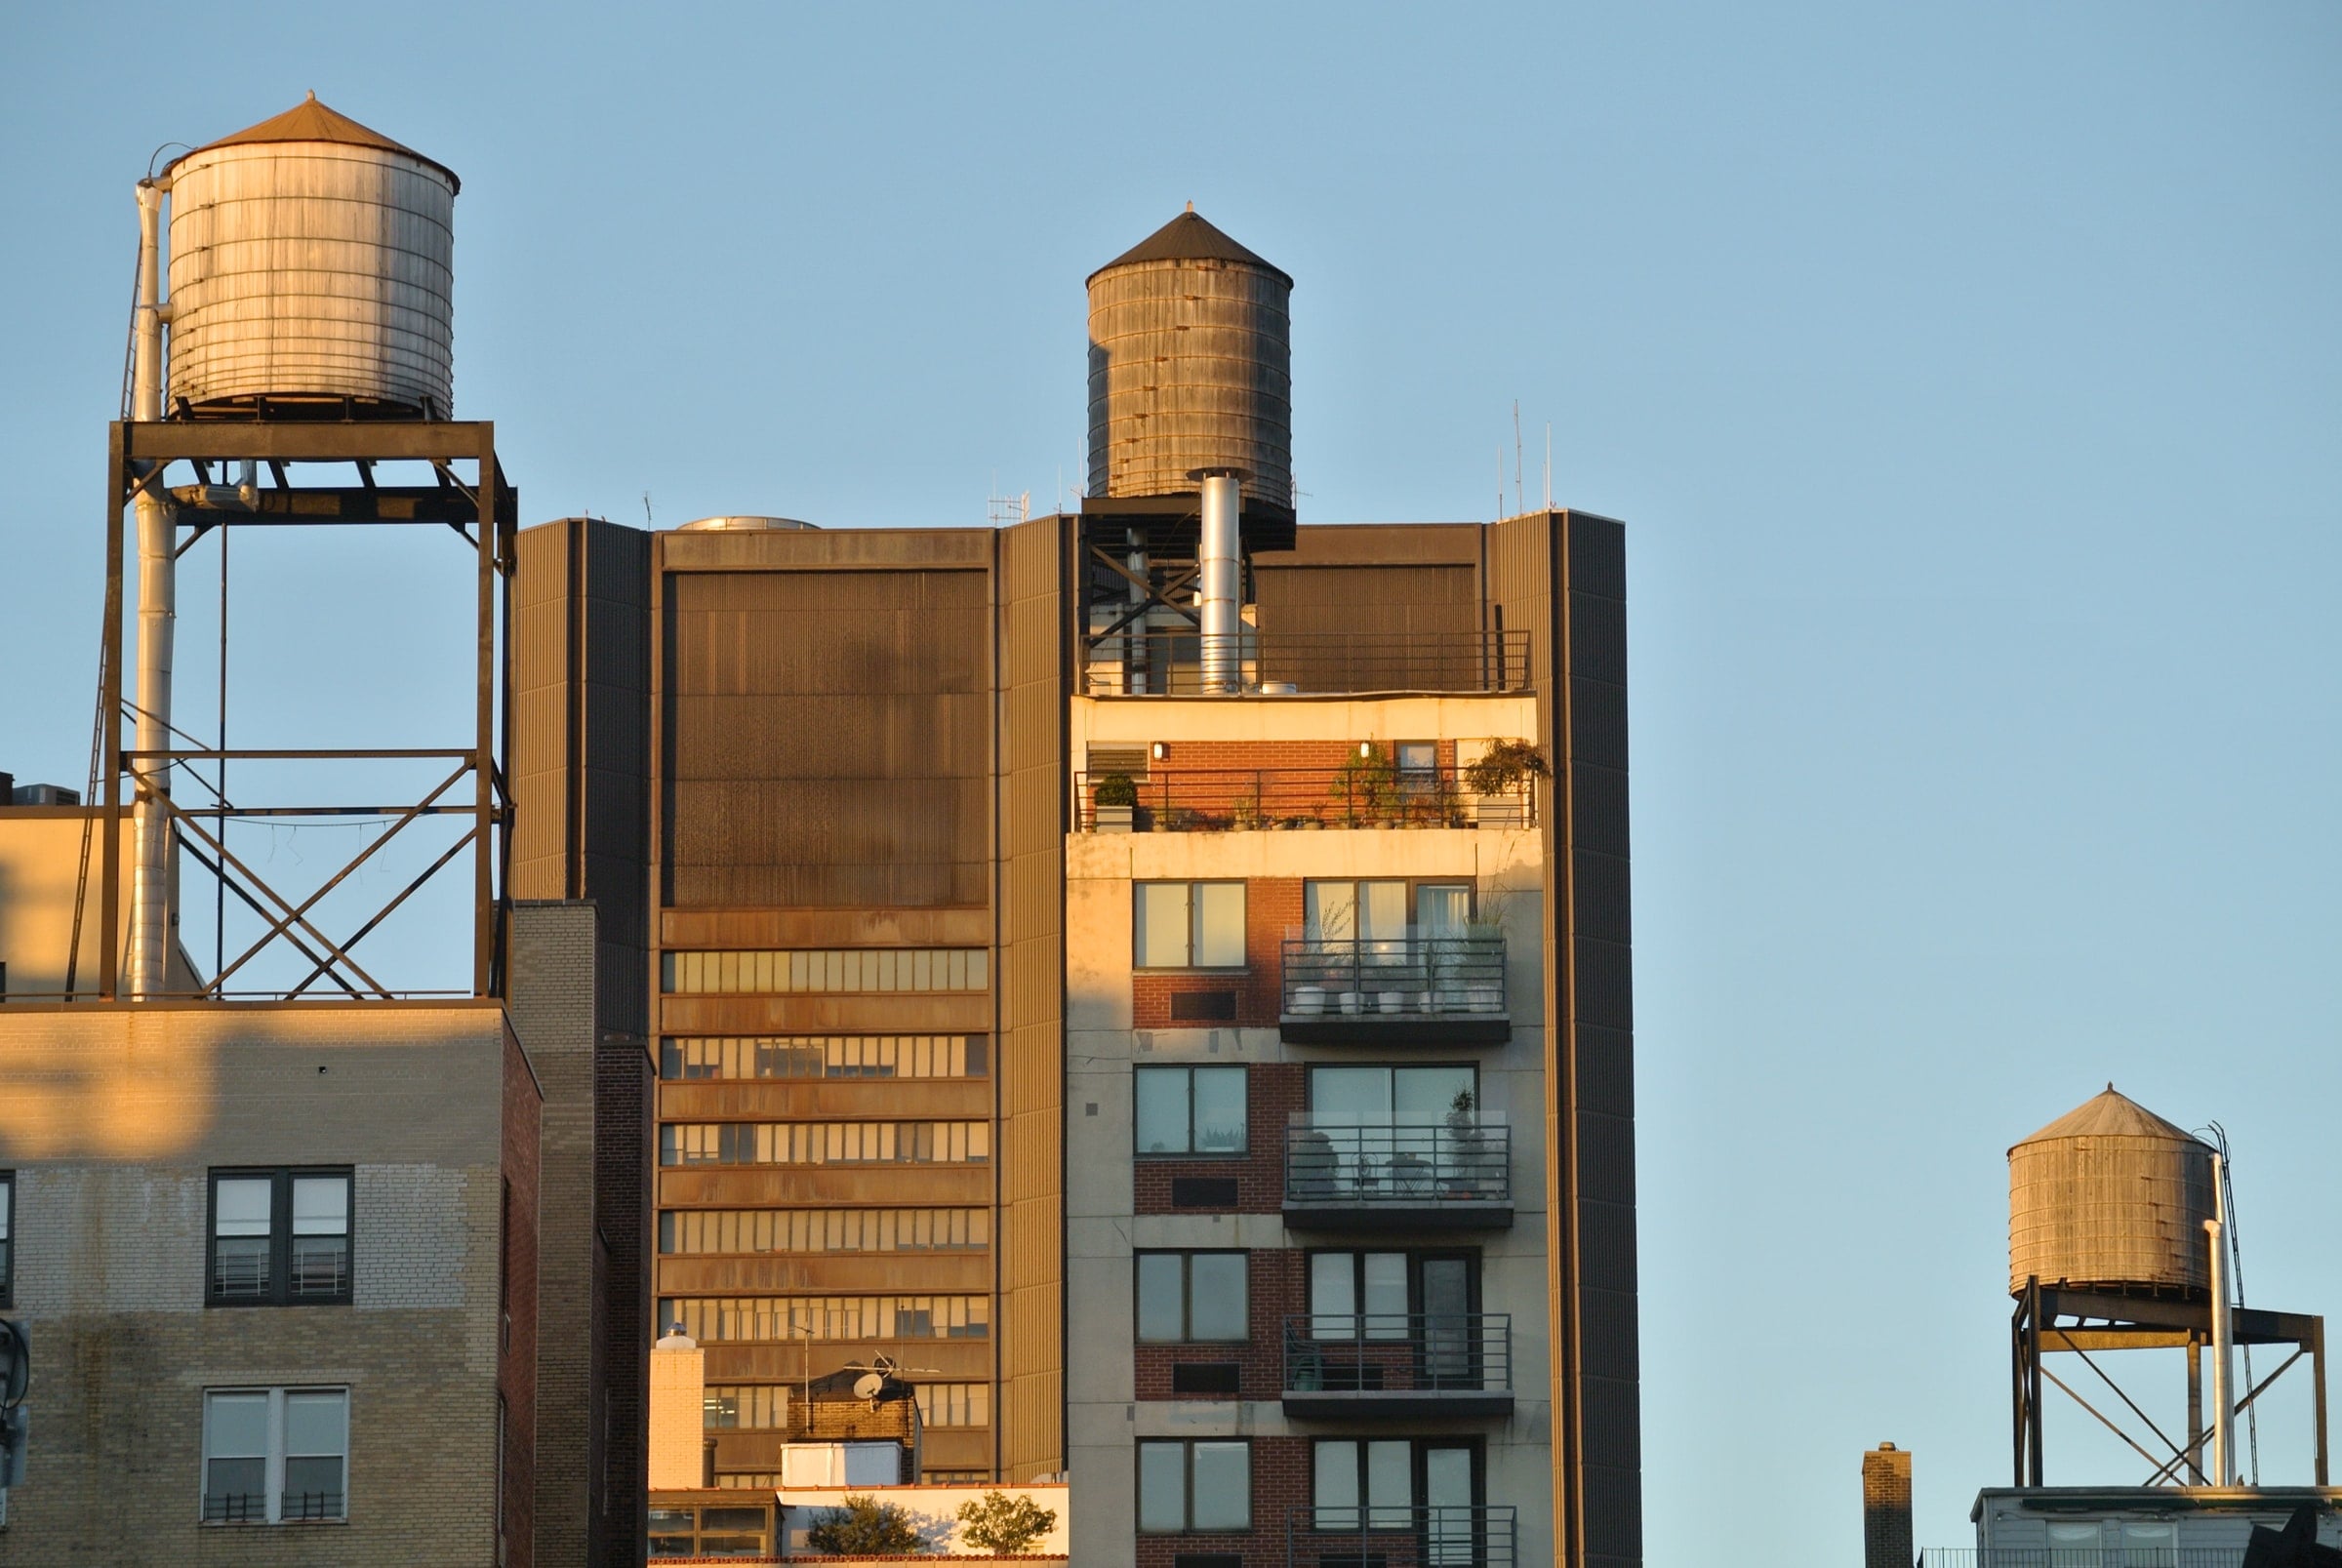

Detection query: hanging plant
xmin=1463 ymin=739 xmax=1550 ymax=796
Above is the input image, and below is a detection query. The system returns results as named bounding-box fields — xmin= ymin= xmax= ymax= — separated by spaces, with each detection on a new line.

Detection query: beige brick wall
xmin=0 ymin=1002 xmax=524 ymax=1566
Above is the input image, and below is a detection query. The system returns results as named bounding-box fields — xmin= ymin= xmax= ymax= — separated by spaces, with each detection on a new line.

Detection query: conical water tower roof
xmin=2010 ymin=1084 xmax=2202 ymax=1150
xmin=166 ymin=91 xmax=459 ymax=190
xmin=1090 ymin=205 xmax=1290 ymax=286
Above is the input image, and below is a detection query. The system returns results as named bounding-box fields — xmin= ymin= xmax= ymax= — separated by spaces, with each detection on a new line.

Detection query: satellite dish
xmin=853 ymin=1372 xmax=886 ymax=1400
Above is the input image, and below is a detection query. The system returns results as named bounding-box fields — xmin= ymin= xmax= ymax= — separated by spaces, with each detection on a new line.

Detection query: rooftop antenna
xmin=1513 ymin=401 xmax=1524 ymax=516
xmin=641 ymin=492 xmax=654 ymax=527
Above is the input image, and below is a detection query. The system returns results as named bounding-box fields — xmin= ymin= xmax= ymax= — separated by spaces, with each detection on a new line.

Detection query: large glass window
xmin=1308 ymin=1065 xmax=1476 ymax=1125
xmin=202 ymin=1387 xmax=347 ymax=1524
xmin=650 ymin=1503 xmax=774 ymax=1558
xmin=659 ymin=1122 xmax=989 ymax=1166
xmin=660 ymin=1295 xmax=989 ymax=1343
xmin=1133 ymin=1065 xmax=1246 ymax=1154
xmin=208 ymin=1169 xmax=352 ymax=1307
xmin=1137 ymin=1439 xmax=1250 ymax=1533
xmin=1135 ymin=1252 xmax=1248 ymax=1343
xmin=661 ymin=1207 xmax=988 ymax=1255
xmin=662 ymin=949 xmax=988 ymax=994
xmin=1303 ymin=880 xmax=1473 ymax=940
xmin=1134 ymin=882 xmax=1246 ymax=968
xmin=661 ymin=1035 xmax=987 ymax=1080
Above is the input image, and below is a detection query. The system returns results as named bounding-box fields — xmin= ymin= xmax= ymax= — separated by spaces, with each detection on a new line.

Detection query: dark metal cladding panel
xmin=1570 ymin=675 xmax=1630 ymax=772
xmin=1574 ymin=1025 xmax=1636 ymax=1122
xmin=1577 ymin=1110 xmax=1639 ymax=1215
xmin=1572 ymin=763 xmax=1632 ymax=860
xmin=1574 ymin=937 xmax=1635 ymax=1033
xmin=582 ymin=519 xmax=654 ymax=1041
xmin=1573 ymin=850 xmax=1633 ymax=946
xmin=995 ymin=512 xmax=1071 ymax=1480
xmin=1565 ymin=511 xmax=1629 ymax=600
xmin=663 ymin=570 xmax=989 ymax=907
xmin=1251 ymin=563 xmax=1479 ymax=636
xmin=1569 ymin=591 xmax=1629 ymax=686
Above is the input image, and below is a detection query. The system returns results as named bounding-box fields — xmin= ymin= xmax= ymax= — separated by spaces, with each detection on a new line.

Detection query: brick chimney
xmin=1863 ymin=1442 xmax=1915 ymax=1568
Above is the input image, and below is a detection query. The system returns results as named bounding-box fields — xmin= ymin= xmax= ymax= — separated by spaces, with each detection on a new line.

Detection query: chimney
xmin=649 ymin=1328 xmax=707 ymax=1491
xmin=1863 ymin=1443 xmax=1914 ymax=1568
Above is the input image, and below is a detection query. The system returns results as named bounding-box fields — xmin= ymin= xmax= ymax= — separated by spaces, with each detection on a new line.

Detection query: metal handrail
xmin=281 ymin=1490 xmax=346 ymax=1520
xmin=1918 ymin=1552 xmax=2248 ymax=1567
xmin=1282 ymin=1312 xmax=1513 ymax=1395
xmin=1284 ymin=1118 xmax=1511 ymax=1206
xmin=1286 ymin=1504 xmax=1519 ymax=1567
xmin=1281 ymin=934 xmax=1508 ymax=1019
xmin=1089 ymin=628 xmax=1532 ymax=697
xmin=1075 ymin=767 xmax=1534 ymax=832
xmin=201 ymin=1491 xmax=266 ymax=1522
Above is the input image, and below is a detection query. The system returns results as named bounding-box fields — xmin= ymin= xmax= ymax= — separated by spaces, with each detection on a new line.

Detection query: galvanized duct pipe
xmin=128 ymin=177 xmax=177 ymax=999
xmin=1196 ymin=469 xmax=1242 ymax=693
xmin=2207 ymin=1153 xmax=2238 ymax=1484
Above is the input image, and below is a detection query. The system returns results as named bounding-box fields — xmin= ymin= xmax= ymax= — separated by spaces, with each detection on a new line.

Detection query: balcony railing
xmin=1088 ymin=628 xmax=1532 ymax=697
xmin=1280 ymin=934 xmax=1509 ymax=1045
xmin=1281 ymin=1312 xmax=1513 ymax=1419
xmin=1075 ymin=767 xmax=1534 ymax=833
xmin=1286 ymin=1504 xmax=1519 ymax=1568
xmin=1919 ymin=1553 xmax=2247 ymax=1567
xmin=1283 ymin=1118 xmax=1513 ymax=1231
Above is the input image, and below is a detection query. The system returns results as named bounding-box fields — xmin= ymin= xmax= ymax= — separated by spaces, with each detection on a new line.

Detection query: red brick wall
xmin=1132 ymin=1063 xmax=1300 ymax=1216
xmin=1132 ymin=1249 xmax=1305 ymax=1403
xmin=1131 ymin=878 xmax=1301 ymax=1029
xmin=500 ymin=1025 xmax=544 ymax=1568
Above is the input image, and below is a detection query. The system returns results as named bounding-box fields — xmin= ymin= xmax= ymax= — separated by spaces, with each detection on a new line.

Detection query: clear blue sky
xmin=5 ymin=2 xmax=2337 ymax=1557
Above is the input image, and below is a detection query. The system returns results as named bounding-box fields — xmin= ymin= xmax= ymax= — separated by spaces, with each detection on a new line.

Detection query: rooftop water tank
xmin=162 ymin=93 xmax=458 ymax=416
xmin=2008 ymin=1085 xmax=2215 ymax=1298
xmin=1087 ymin=206 xmax=1292 ymax=510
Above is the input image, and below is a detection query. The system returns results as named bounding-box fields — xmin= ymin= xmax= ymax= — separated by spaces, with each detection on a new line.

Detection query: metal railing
xmin=1283 ymin=1312 xmax=1513 ymax=1397
xmin=202 ymin=1491 xmax=265 ymax=1522
xmin=1285 ymin=1118 xmax=1511 ymax=1207
xmin=1076 ymin=767 xmax=1533 ymax=832
xmin=1281 ymin=934 xmax=1508 ymax=1021
xmin=1088 ymin=628 xmax=1532 ymax=697
xmin=282 ymin=1490 xmax=346 ymax=1521
xmin=290 ymin=1237 xmax=350 ymax=1299
xmin=1918 ymin=1552 xmax=2247 ymax=1567
xmin=210 ymin=1236 xmax=350 ymax=1302
xmin=1287 ymin=1504 xmax=1519 ymax=1567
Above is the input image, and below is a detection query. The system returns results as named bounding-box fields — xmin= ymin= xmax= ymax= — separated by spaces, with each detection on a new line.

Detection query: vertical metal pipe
xmin=127 ymin=178 xmax=178 ymax=998
xmin=2209 ymin=1152 xmax=2238 ymax=1484
xmin=1196 ymin=469 xmax=1241 ymax=693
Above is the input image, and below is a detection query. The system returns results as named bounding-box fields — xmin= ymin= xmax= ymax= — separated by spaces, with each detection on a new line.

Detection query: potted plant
xmin=1232 ymin=790 xmax=1269 ymax=831
xmin=1289 ymin=1125 xmax=1338 ymax=1200
xmin=1092 ymin=771 xmax=1138 ymax=833
xmin=1463 ymin=738 xmax=1549 ymax=827
xmin=1442 ymin=1089 xmax=1499 ymax=1199
xmin=1332 ymin=746 xmax=1397 ymax=826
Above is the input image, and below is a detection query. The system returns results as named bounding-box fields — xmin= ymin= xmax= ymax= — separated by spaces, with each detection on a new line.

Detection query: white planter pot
xmin=1093 ymin=804 xmax=1133 ymax=833
xmin=1292 ymin=985 xmax=1326 ymax=1017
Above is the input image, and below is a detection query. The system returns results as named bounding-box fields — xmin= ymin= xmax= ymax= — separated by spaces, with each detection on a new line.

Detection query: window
xmin=1313 ymin=1439 xmax=1478 ymax=1544
xmin=649 ymin=1503 xmax=774 ymax=1557
xmin=1304 ymin=880 xmax=1474 ymax=940
xmin=201 ymin=1387 xmax=347 ymax=1524
xmin=1309 ymin=1251 xmax=1479 ymax=1353
xmin=660 ymin=1295 xmax=989 ymax=1343
xmin=0 ymin=1171 xmax=13 ymax=1308
xmin=912 ymin=1383 xmax=991 ymax=1427
xmin=208 ymin=1169 xmax=352 ymax=1307
xmin=662 ymin=949 xmax=988 ymax=994
xmin=659 ymin=1121 xmax=989 ymax=1167
xmin=1309 ymin=1065 xmax=1476 ymax=1124
xmin=1134 ymin=1065 xmax=1246 ymax=1154
xmin=661 ymin=1207 xmax=988 ymax=1255
xmin=704 ymin=1385 xmax=790 ymax=1429
xmin=1135 ymin=882 xmax=1246 ymax=969
xmin=1137 ymin=1439 xmax=1250 ymax=1533
xmin=1135 ymin=1253 xmax=1248 ymax=1343
xmin=661 ymin=1035 xmax=987 ymax=1080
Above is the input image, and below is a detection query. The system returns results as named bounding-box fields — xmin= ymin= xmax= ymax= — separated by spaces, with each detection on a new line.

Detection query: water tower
xmin=1078 ymin=206 xmax=1296 ymax=696
xmin=2008 ymin=1087 xmax=2327 ymax=1489
xmin=87 ymin=95 xmax=511 ymax=1000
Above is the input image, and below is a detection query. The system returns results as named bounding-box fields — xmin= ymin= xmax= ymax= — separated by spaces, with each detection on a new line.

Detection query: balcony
xmin=1086 ymin=628 xmax=1531 ymax=698
xmin=1918 ymin=1555 xmax=2247 ymax=1567
xmin=1075 ymin=766 xmax=1534 ymax=833
xmin=1281 ymin=1312 xmax=1514 ymax=1421
xmin=1283 ymin=1118 xmax=1513 ymax=1231
xmin=1280 ymin=934 xmax=1509 ymax=1046
xmin=1286 ymin=1505 xmax=1519 ymax=1568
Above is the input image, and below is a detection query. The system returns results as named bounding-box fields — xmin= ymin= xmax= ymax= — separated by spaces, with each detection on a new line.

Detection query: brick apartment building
xmin=513 ymin=210 xmax=1643 ymax=1565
